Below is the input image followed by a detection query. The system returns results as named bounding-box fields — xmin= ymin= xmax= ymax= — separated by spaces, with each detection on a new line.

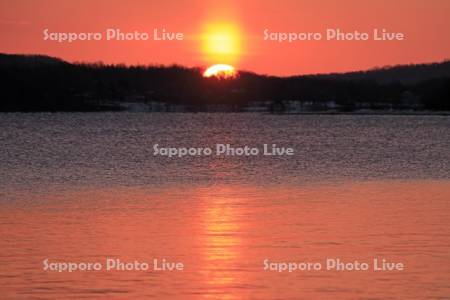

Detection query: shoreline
xmin=0 ymin=110 xmax=450 ymax=116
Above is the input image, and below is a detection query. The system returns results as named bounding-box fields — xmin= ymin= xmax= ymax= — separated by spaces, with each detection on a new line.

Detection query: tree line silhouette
xmin=0 ymin=53 xmax=449 ymax=112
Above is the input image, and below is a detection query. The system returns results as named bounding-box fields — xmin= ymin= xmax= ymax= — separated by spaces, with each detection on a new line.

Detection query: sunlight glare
xmin=203 ymin=64 xmax=237 ymax=78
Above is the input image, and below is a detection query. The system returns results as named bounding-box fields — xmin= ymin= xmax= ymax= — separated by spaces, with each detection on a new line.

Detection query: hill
xmin=0 ymin=53 xmax=67 ymax=67
xmin=308 ymin=61 xmax=450 ymax=84
xmin=0 ymin=54 xmax=449 ymax=112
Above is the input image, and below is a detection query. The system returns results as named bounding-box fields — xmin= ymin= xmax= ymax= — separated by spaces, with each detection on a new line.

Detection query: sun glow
xmin=202 ymin=23 xmax=241 ymax=65
xmin=203 ymin=64 xmax=236 ymax=78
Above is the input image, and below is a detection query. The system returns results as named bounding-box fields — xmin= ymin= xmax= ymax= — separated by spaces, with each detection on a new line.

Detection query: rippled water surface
xmin=0 ymin=113 xmax=449 ymax=299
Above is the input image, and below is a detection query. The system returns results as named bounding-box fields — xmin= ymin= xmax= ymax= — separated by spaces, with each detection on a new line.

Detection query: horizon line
xmin=1 ymin=52 xmax=449 ymax=79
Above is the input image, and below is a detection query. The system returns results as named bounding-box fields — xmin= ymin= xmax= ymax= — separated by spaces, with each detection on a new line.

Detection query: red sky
xmin=1 ymin=0 xmax=449 ymax=76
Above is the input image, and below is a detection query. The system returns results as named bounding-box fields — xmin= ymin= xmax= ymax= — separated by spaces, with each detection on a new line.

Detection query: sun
xmin=201 ymin=23 xmax=241 ymax=65
xmin=203 ymin=64 xmax=237 ymax=78
xmin=200 ymin=22 xmax=242 ymax=78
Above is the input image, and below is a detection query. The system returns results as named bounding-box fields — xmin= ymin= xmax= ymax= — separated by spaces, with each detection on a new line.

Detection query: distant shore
xmin=272 ymin=110 xmax=450 ymax=116
xmin=1 ymin=110 xmax=449 ymax=116
xmin=2 ymin=53 xmax=450 ymax=113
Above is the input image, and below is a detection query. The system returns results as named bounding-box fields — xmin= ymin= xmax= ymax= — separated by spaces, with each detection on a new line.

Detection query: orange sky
xmin=1 ymin=0 xmax=449 ymax=75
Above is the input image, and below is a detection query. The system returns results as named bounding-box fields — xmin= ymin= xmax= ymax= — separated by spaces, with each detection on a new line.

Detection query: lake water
xmin=0 ymin=113 xmax=449 ymax=299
